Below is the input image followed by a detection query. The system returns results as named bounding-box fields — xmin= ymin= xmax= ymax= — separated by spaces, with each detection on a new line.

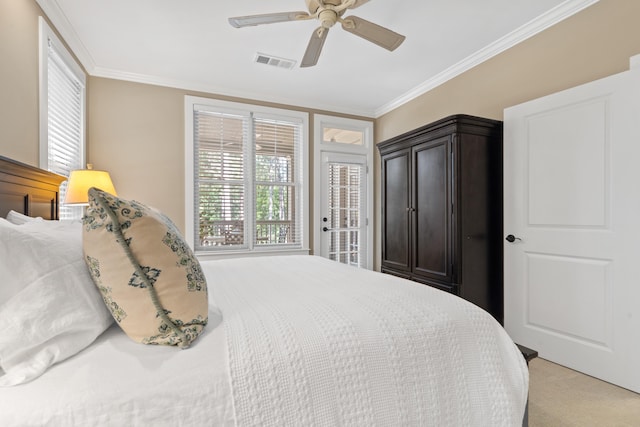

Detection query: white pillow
xmin=0 ymin=219 xmax=113 ymax=386
xmin=5 ymin=210 xmax=43 ymax=225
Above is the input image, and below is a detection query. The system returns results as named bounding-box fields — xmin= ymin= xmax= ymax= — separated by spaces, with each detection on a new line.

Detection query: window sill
xmin=195 ymin=247 xmax=310 ymax=262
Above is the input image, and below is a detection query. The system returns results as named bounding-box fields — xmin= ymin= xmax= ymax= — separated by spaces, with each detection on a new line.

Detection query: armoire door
xmin=504 ymin=63 xmax=640 ymax=392
xmin=412 ymin=137 xmax=453 ymax=285
xmin=381 ymin=148 xmax=411 ymax=272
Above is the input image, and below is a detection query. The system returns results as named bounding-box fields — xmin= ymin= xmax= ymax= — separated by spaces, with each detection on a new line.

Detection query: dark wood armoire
xmin=377 ymin=114 xmax=503 ymax=323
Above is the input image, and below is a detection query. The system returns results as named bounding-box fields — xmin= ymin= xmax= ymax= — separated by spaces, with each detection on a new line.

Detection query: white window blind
xmin=191 ymin=100 xmax=306 ymax=253
xmin=254 ymin=116 xmax=301 ymax=247
xmin=195 ymin=110 xmax=249 ymax=248
xmin=39 ymin=18 xmax=86 ymax=220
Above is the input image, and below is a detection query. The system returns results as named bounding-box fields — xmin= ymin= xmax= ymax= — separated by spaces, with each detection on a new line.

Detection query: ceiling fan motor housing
xmin=306 ymin=0 xmax=344 ymax=14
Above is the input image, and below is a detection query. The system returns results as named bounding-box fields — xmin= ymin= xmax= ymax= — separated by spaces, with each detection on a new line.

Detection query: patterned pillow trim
xmin=88 ymin=187 xmax=193 ymax=348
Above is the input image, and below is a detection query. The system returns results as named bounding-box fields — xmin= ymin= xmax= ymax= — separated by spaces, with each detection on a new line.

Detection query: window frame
xmin=185 ymin=96 xmax=310 ymax=259
xmin=38 ymin=16 xmax=86 ymax=220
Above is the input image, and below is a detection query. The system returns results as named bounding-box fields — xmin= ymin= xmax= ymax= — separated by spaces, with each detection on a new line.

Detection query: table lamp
xmin=64 ymin=165 xmax=117 ymax=206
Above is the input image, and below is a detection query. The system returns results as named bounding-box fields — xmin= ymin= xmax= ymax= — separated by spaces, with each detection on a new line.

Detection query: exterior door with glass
xmin=314 ymin=114 xmax=373 ymax=269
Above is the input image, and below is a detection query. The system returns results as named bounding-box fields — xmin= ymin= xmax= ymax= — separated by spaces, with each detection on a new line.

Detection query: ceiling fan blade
xmin=333 ymin=0 xmax=370 ymax=14
xmin=348 ymin=0 xmax=371 ymax=9
xmin=301 ymin=27 xmax=329 ymax=68
xmin=341 ymin=15 xmax=405 ymax=51
xmin=228 ymin=11 xmax=309 ymax=28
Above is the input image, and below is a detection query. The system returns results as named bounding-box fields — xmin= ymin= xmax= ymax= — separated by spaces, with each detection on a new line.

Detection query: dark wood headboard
xmin=0 ymin=156 xmax=65 ymax=220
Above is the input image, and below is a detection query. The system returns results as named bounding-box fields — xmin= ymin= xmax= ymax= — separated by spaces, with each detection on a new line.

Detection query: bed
xmin=0 ymin=156 xmax=529 ymax=426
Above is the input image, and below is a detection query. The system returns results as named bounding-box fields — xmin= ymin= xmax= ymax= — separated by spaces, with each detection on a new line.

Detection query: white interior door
xmin=504 ymin=61 xmax=640 ymax=392
xmin=320 ymin=153 xmax=367 ymax=268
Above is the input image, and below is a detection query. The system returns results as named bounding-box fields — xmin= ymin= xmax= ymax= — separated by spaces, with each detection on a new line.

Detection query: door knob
xmin=322 ymin=227 xmax=330 ymax=232
xmin=506 ymin=234 xmax=522 ymax=243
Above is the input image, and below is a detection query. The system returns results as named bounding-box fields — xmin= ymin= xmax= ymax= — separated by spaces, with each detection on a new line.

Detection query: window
xmin=39 ymin=17 xmax=86 ymax=220
xmin=185 ymin=97 xmax=309 ymax=256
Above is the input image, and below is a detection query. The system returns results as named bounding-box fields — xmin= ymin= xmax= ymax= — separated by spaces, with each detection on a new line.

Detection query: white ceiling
xmin=38 ymin=0 xmax=598 ymax=117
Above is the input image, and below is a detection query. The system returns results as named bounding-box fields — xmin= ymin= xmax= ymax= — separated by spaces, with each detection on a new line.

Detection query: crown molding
xmin=374 ymin=0 xmax=600 ymax=118
xmin=36 ymin=0 xmax=96 ymax=73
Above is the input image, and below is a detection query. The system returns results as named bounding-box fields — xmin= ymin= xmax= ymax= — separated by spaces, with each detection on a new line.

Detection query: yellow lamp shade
xmin=64 ymin=169 xmax=117 ymax=205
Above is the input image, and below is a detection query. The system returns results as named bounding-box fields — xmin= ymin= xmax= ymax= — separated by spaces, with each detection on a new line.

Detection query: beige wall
xmin=0 ymin=0 xmax=84 ymax=166
xmin=0 ymin=0 xmax=43 ymax=164
xmin=87 ymin=79 xmax=187 ymax=232
xmin=373 ymin=0 xmax=640 ymax=269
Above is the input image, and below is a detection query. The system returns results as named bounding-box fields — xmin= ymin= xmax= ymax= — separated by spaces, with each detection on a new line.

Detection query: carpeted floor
xmin=528 ymin=358 xmax=640 ymax=426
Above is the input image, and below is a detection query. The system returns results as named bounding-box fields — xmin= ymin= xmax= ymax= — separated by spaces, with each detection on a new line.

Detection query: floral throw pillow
xmin=83 ymin=188 xmax=209 ymax=348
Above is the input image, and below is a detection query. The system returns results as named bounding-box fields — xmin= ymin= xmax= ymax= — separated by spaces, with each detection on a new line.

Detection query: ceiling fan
xmin=228 ymin=0 xmax=406 ymax=68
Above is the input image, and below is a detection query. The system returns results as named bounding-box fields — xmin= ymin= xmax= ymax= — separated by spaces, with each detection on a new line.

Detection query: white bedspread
xmin=0 ymin=308 xmax=233 ymax=426
xmin=0 ymin=255 xmax=528 ymax=426
xmin=207 ymin=255 xmax=528 ymax=427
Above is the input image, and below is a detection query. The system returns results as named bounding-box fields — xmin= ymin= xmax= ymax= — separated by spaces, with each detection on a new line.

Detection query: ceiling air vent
xmin=254 ymin=53 xmax=296 ymax=70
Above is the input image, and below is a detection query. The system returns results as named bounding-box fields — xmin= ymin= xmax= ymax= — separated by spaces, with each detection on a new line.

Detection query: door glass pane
xmin=326 ymin=162 xmax=363 ymax=267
